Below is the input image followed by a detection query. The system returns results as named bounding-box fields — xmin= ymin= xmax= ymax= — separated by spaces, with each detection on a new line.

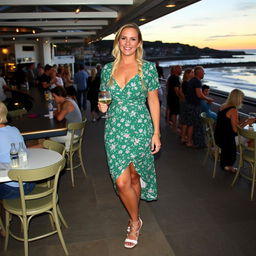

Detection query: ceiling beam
xmin=0 ymin=12 xmax=118 ymax=19
xmin=0 ymin=20 xmax=108 ymax=26
xmin=2 ymin=31 xmax=96 ymax=38
xmin=41 ymin=26 xmax=103 ymax=31
xmin=0 ymin=0 xmax=133 ymax=5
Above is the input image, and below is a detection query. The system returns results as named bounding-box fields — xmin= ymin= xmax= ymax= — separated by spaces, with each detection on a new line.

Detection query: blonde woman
xmin=214 ymin=89 xmax=247 ymax=172
xmin=98 ymin=23 xmax=161 ymax=249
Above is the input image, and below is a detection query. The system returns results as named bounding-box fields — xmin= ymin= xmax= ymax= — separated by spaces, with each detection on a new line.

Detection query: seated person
xmin=0 ymin=102 xmax=35 ymax=199
xmin=50 ymin=86 xmax=82 ymax=150
xmin=201 ymin=84 xmax=217 ymax=120
xmin=214 ymin=89 xmax=254 ymax=173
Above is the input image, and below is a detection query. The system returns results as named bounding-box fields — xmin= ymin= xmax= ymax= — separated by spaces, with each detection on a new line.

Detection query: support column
xmin=38 ymin=37 xmax=52 ymax=66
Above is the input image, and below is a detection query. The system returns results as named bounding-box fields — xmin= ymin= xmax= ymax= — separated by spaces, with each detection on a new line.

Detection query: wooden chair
xmin=43 ymin=139 xmax=66 ymax=157
xmin=231 ymin=126 xmax=256 ymax=200
xmin=65 ymin=120 xmax=87 ymax=187
xmin=2 ymin=158 xmax=69 ymax=256
xmin=201 ymin=112 xmax=220 ymax=178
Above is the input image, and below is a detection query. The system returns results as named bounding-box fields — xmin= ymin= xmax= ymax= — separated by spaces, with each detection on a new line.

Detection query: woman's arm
xmin=147 ymin=90 xmax=161 ymax=154
xmin=54 ymin=101 xmax=73 ymax=121
xmin=227 ymin=108 xmax=239 ymax=133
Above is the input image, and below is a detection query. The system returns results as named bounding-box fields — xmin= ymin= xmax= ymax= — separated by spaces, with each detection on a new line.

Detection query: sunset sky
xmin=105 ymin=0 xmax=256 ymax=50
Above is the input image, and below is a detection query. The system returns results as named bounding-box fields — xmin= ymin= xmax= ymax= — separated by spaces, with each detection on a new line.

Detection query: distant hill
xmin=91 ymin=40 xmax=246 ymax=63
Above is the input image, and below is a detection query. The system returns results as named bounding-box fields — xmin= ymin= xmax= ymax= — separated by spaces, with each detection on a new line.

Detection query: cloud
xmin=207 ymin=33 xmax=256 ymax=40
xmin=237 ymin=1 xmax=256 ymax=11
xmin=171 ymin=24 xmax=204 ymax=29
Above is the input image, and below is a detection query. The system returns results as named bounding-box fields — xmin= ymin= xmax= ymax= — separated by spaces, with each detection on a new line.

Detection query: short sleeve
xmin=143 ymin=61 xmax=160 ymax=91
xmin=100 ymin=63 xmax=112 ymax=91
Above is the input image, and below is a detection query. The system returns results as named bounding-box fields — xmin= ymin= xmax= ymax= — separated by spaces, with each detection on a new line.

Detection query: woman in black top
xmin=214 ymin=89 xmax=252 ymax=172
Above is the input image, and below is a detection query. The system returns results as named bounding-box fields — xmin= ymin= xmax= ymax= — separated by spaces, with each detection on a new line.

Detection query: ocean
xmin=160 ymin=49 xmax=256 ymax=98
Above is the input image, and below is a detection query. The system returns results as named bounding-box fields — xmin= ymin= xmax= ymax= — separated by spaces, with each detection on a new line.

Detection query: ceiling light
xmin=2 ymin=48 xmax=8 ymax=54
xmin=75 ymin=6 xmax=81 ymax=14
xmin=16 ymin=28 xmax=19 ymax=32
xmin=139 ymin=18 xmax=146 ymax=22
xmin=36 ymin=38 xmax=39 ymax=41
xmin=165 ymin=4 xmax=176 ymax=7
xmin=12 ymin=37 xmax=15 ymax=40
xmin=32 ymin=29 xmax=36 ymax=34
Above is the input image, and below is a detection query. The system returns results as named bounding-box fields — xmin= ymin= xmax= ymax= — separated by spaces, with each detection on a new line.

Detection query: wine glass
xmin=98 ymin=91 xmax=112 ymax=118
xmin=248 ymin=112 xmax=256 ymax=127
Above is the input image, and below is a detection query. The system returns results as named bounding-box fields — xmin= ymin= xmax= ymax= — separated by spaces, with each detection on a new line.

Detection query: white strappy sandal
xmin=124 ymin=218 xmax=143 ymax=249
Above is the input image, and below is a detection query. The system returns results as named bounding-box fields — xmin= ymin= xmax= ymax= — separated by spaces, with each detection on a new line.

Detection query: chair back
xmin=201 ymin=112 xmax=216 ymax=147
xmin=237 ymin=126 xmax=256 ymax=157
xmin=67 ymin=120 xmax=86 ymax=151
xmin=43 ymin=140 xmax=66 ymax=157
xmin=8 ymin=158 xmax=66 ymax=212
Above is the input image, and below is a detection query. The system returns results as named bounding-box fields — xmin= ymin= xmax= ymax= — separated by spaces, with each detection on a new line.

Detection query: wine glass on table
xmin=248 ymin=112 xmax=256 ymax=128
xmin=98 ymin=91 xmax=112 ymax=118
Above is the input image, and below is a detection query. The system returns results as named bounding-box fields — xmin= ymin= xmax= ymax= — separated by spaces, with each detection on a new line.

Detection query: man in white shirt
xmin=0 ymin=72 xmax=7 ymax=102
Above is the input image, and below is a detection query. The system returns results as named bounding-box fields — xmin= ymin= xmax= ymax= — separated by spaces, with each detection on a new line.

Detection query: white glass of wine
xmin=98 ymin=91 xmax=112 ymax=118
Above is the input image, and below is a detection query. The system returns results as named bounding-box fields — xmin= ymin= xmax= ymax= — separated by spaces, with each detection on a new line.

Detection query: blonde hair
xmin=0 ymin=102 xmax=8 ymax=124
xmin=90 ymin=68 xmax=97 ymax=82
xmin=225 ymin=89 xmax=244 ymax=109
xmin=109 ymin=23 xmax=144 ymax=86
xmin=182 ymin=68 xmax=193 ymax=82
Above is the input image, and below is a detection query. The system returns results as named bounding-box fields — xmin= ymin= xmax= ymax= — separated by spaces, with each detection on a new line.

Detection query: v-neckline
xmin=112 ymin=73 xmax=138 ymax=90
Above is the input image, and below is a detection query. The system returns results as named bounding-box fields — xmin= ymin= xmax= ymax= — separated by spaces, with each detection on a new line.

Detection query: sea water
xmin=160 ymin=49 xmax=256 ymax=98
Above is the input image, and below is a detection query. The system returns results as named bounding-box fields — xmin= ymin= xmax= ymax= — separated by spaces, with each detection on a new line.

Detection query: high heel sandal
xmin=124 ymin=218 xmax=143 ymax=249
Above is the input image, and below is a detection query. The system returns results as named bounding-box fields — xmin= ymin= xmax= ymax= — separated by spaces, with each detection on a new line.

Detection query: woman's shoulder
xmin=142 ymin=60 xmax=155 ymax=69
xmin=102 ymin=62 xmax=113 ymax=71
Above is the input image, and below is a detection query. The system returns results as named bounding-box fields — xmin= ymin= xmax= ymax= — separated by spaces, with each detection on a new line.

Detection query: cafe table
xmin=9 ymin=87 xmax=67 ymax=140
xmin=0 ymin=148 xmax=62 ymax=183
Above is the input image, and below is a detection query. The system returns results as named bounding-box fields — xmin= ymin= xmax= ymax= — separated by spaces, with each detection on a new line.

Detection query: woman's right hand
xmin=98 ymin=102 xmax=108 ymax=113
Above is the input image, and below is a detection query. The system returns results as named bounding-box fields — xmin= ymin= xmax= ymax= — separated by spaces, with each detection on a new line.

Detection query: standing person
xmin=166 ymin=65 xmax=182 ymax=131
xmin=38 ymin=64 xmax=53 ymax=90
xmin=74 ymin=64 xmax=89 ymax=111
xmin=87 ymin=68 xmax=100 ymax=122
xmin=26 ymin=63 xmax=36 ymax=88
xmin=0 ymin=70 xmax=7 ymax=102
xmin=185 ymin=66 xmax=213 ymax=147
xmin=98 ymin=23 xmax=161 ymax=249
xmin=179 ymin=68 xmax=194 ymax=143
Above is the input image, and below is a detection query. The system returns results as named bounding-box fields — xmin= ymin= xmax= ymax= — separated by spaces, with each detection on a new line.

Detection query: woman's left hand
xmin=151 ymin=134 xmax=161 ymax=154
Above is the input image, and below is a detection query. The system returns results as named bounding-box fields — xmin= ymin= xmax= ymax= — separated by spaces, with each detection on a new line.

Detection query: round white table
xmin=0 ymin=148 xmax=62 ymax=183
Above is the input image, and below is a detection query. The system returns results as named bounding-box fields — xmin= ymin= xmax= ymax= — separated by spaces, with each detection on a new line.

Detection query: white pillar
xmin=38 ymin=38 xmax=52 ymax=66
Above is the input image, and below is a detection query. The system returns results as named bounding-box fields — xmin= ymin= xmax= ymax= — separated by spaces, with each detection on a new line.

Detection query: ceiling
xmin=0 ymin=0 xmax=201 ymax=44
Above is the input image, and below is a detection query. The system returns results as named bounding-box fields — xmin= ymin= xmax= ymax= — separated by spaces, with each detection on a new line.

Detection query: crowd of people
xmin=166 ymin=65 xmax=213 ymax=148
xmin=164 ymin=63 xmax=255 ymax=173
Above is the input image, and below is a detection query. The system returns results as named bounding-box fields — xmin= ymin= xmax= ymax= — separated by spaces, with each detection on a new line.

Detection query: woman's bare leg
xmin=116 ymin=163 xmax=142 ymax=245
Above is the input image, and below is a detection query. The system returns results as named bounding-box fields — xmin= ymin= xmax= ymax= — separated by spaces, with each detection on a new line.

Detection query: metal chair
xmin=2 ymin=158 xmax=69 ymax=256
xmin=231 ymin=126 xmax=256 ymax=200
xmin=43 ymin=139 xmax=66 ymax=157
xmin=66 ymin=120 xmax=87 ymax=187
xmin=201 ymin=112 xmax=220 ymax=178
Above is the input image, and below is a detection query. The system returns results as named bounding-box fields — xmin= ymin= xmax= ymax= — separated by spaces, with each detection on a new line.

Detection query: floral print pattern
xmin=100 ymin=61 xmax=159 ymax=201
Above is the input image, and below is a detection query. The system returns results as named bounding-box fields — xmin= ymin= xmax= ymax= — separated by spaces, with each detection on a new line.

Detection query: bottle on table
xmin=48 ymin=101 xmax=54 ymax=119
xmin=18 ymin=142 xmax=28 ymax=168
xmin=10 ymin=143 xmax=19 ymax=168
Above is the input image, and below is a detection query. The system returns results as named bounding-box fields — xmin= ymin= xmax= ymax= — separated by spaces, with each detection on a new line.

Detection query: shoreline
xmin=162 ymin=61 xmax=256 ymax=77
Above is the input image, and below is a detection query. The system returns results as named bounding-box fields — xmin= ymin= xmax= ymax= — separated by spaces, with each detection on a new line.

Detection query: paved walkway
xmin=1 ymin=111 xmax=256 ymax=256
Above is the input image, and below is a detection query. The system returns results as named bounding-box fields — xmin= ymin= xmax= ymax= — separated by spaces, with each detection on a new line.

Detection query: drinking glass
xmin=248 ymin=112 xmax=256 ymax=127
xmin=98 ymin=91 xmax=112 ymax=118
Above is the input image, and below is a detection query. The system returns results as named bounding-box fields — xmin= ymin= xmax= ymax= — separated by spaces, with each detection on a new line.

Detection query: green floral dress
xmin=100 ymin=60 xmax=159 ymax=201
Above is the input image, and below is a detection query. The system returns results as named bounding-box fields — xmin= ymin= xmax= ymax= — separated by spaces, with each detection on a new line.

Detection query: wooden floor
xmin=1 ymin=109 xmax=256 ymax=256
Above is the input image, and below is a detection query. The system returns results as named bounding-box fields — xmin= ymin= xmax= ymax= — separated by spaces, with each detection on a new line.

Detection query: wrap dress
xmin=100 ymin=60 xmax=159 ymax=201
